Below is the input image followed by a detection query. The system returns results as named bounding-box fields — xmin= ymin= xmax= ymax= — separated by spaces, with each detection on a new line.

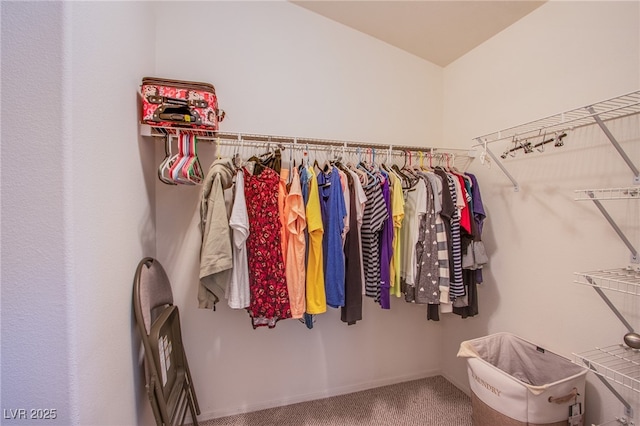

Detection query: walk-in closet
xmin=2 ymin=1 xmax=638 ymax=426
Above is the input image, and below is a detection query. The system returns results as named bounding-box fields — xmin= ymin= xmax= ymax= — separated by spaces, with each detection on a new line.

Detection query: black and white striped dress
xmin=361 ymin=180 xmax=388 ymax=299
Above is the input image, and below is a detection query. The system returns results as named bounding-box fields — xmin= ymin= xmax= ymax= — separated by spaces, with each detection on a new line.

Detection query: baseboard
xmin=441 ymin=371 xmax=471 ymax=397
xmin=197 ymin=369 xmax=442 ymax=421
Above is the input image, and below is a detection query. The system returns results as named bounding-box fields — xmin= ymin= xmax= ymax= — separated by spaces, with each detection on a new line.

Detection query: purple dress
xmin=379 ymin=175 xmax=393 ymax=309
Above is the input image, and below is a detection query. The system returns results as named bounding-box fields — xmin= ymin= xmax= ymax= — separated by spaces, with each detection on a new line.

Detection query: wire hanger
xmin=233 ymin=134 xmax=243 ymax=169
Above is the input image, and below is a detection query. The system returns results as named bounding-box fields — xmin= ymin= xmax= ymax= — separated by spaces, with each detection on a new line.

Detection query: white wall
xmin=1 ymin=2 xmax=157 ymax=425
xmin=1 ymin=3 xmax=74 ymax=423
xmin=153 ymin=1 xmax=445 ymax=420
xmin=441 ymin=1 xmax=640 ymax=424
xmin=68 ymin=2 xmax=158 ymax=425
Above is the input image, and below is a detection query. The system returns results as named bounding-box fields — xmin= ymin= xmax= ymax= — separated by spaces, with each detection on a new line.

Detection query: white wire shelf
xmin=574 ymin=268 xmax=640 ymax=296
xmin=593 ymin=419 xmax=634 ymax=426
xmin=574 ymin=344 xmax=640 ymax=393
xmin=475 ymin=90 xmax=640 ymax=146
xmin=575 ymin=187 xmax=640 ymax=201
xmin=471 ymin=90 xmax=640 ymax=191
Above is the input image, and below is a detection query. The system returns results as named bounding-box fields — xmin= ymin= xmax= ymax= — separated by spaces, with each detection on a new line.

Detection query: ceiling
xmin=291 ymin=1 xmax=546 ymax=67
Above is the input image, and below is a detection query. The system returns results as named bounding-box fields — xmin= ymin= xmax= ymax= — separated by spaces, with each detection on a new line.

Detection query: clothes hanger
xmin=391 ymin=159 xmax=410 ymax=182
xmin=418 ymin=150 xmax=433 ymax=172
xmin=173 ymin=133 xmax=197 ymax=185
xmin=416 ymin=151 xmax=424 ymax=170
xmin=346 ymin=147 xmax=358 ymax=170
xmin=428 ymin=151 xmax=434 ymax=170
xmin=449 ymin=153 xmax=466 ymax=176
xmin=381 ymin=146 xmax=395 ymax=175
xmin=358 ymin=148 xmax=379 ymax=189
xmin=185 ymin=134 xmax=204 ymax=184
xmin=286 ymin=139 xmax=295 ymax=186
xmin=321 ymin=146 xmax=333 ymax=173
xmin=232 ymin=134 xmax=243 ymax=169
xmin=247 ymin=141 xmax=270 ymax=176
xmin=164 ymin=131 xmax=182 ymax=184
xmin=303 ymin=143 xmax=310 ymax=168
xmin=410 ymin=149 xmax=424 ymax=173
xmin=536 ymin=131 xmax=546 ymax=153
xmin=168 ymin=131 xmax=189 ymax=184
xmin=401 ymin=150 xmax=418 ymax=176
xmin=397 ymin=150 xmax=421 ymax=189
xmin=554 ymin=132 xmax=567 ymax=147
xmin=158 ymin=134 xmax=177 ymax=185
xmin=433 ymin=153 xmax=445 ymax=172
xmin=347 ymin=147 xmax=367 ymax=184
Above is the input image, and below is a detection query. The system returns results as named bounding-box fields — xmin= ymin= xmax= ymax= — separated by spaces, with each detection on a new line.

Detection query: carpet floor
xmin=196 ymin=375 xmax=473 ymax=426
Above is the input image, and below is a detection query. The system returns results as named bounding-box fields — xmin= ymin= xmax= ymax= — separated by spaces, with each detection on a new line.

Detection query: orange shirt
xmin=279 ymin=168 xmax=289 ymax=265
xmin=284 ymin=167 xmax=307 ymax=318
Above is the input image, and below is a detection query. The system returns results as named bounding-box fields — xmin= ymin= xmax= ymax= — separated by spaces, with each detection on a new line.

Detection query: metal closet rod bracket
xmin=585 ymin=106 xmax=640 ymax=186
xmin=585 ymin=191 xmax=640 ymax=264
xmin=475 ymin=137 xmax=520 ymax=192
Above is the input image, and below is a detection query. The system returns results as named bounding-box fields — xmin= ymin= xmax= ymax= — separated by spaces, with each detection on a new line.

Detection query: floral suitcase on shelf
xmin=140 ymin=77 xmax=225 ymax=130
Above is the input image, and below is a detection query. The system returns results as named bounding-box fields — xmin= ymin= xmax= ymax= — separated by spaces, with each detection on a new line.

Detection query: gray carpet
xmin=197 ymin=375 xmax=473 ymax=426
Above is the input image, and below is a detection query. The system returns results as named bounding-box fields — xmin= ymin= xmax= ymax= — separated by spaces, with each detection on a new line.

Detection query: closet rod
xmin=211 ymin=136 xmax=470 ymax=164
xmin=141 ymin=124 xmax=477 ymax=158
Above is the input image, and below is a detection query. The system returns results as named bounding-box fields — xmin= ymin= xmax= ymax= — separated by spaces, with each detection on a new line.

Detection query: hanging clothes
xmin=337 ymin=168 xmax=350 ymax=247
xmin=299 ymin=164 xmax=316 ymax=329
xmin=452 ymin=172 xmax=472 ymax=236
xmin=279 ymin=167 xmax=290 ymax=266
xmin=192 ymin=140 xmax=488 ymax=326
xmin=318 ymin=165 xmax=347 ymax=308
xmin=423 ymin=173 xmax=452 ymax=314
xmin=379 ymin=175 xmax=393 ymax=309
xmin=198 ymin=158 xmax=235 ymax=310
xmin=389 ymin=171 xmax=405 ymax=298
xmin=454 ymin=172 xmax=488 ymax=319
xmin=243 ymin=167 xmax=291 ymax=328
xmin=346 ymin=168 xmax=367 ymax=297
xmin=305 ymin=166 xmax=327 ymax=315
xmin=284 ymin=167 xmax=307 ymax=319
xmin=434 ymin=168 xmax=464 ymax=300
xmin=362 ymin=175 xmax=389 ymax=300
xmin=341 ymin=171 xmax=363 ymax=324
xmin=414 ymin=175 xmax=439 ymax=307
xmin=227 ymin=169 xmax=251 ymax=310
xmin=400 ymin=178 xmax=427 ymax=302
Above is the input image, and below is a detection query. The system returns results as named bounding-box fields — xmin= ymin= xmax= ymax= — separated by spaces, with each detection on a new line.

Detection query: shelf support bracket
xmin=586 ymin=106 xmax=640 ymax=185
xmin=587 ymin=192 xmax=640 ymax=264
xmin=584 ymin=362 xmax=633 ymax=418
xmin=476 ymin=138 xmax=519 ymax=192
xmin=587 ymin=277 xmax=635 ymax=333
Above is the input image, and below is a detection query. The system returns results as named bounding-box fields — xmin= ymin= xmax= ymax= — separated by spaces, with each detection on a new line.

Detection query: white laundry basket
xmin=458 ymin=333 xmax=588 ymax=426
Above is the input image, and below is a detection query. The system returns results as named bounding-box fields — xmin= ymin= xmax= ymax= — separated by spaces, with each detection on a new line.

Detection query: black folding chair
xmin=133 ymin=257 xmax=200 ymax=426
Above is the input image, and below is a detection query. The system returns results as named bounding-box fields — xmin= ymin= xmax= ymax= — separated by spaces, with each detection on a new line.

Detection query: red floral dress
xmin=243 ymin=167 xmax=291 ymax=328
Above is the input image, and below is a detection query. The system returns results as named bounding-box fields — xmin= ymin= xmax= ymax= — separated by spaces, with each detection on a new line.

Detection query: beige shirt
xmin=198 ymin=159 xmax=234 ymax=309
